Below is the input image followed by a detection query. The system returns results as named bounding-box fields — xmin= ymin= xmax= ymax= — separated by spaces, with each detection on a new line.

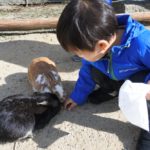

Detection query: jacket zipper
xmin=107 ymin=52 xmax=118 ymax=80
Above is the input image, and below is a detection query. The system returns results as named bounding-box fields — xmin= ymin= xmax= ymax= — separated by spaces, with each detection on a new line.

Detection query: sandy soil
xmin=0 ymin=4 xmax=65 ymax=19
xmin=0 ymin=30 xmax=140 ymax=150
xmin=0 ymin=4 xmax=143 ymax=150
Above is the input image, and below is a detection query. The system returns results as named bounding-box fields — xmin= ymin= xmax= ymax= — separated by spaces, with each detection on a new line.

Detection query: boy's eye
xmin=78 ymin=55 xmax=83 ymax=58
xmin=78 ymin=53 xmax=84 ymax=57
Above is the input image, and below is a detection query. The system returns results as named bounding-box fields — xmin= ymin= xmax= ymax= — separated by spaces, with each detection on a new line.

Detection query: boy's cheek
xmin=146 ymin=92 xmax=150 ymax=100
xmin=146 ymin=80 xmax=150 ymax=100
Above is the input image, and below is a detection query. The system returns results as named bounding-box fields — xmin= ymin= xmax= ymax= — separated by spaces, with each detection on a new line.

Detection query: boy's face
xmin=73 ymin=48 xmax=106 ymax=62
xmin=70 ymin=36 xmax=115 ymax=62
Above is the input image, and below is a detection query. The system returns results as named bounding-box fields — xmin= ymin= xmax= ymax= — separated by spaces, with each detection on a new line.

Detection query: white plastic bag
xmin=119 ymin=80 xmax=150 ymax=131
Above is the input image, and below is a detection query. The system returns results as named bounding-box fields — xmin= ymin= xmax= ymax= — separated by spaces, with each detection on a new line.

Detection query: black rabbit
xmin=0 ymin=92 xmax=61 ymax=143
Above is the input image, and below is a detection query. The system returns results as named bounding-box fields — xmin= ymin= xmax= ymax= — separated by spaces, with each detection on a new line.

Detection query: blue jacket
xmin=70 ymin=15 xmax=150 ymax=105
xmin=105 ymin=0 xmax=112 ymax=5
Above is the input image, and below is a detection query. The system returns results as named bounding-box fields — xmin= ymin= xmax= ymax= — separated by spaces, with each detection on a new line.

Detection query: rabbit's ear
xmin=32 ymin=92 xmax=39 ymax=96
xmin=32 ymin=93 xmax=60 ymax=107
xmin=32 ymin=92 xmax=51 ymax=96
xmin=36 ymin=101 xmax=48 ymax=105
xmin=36 ymin=97 xmax=59 ymax=107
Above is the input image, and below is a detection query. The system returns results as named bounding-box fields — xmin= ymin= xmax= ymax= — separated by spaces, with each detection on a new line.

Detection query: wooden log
xmin=0 ymin=17 xmax=59 ymax=31
xmin=0 ymin=12 xmax=149 ymax=31
xmin=122 ymin=12 xmax=150 ymax=22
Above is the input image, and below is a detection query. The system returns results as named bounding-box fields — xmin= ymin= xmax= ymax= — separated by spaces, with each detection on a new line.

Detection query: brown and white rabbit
xmin=28 ymin=57 xmax=66 ymax=103
xmin=0 ymin=93 xmax=61 ymax=143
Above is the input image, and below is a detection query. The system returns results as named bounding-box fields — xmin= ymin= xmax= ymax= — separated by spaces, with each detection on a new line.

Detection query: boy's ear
xmin=95 ymin=40 xmax=109 ymax=54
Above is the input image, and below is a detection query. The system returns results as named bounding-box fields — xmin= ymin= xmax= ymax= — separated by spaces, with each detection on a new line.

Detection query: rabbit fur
xmin=0 ymin=93 xmax=61 ymax=143
xmin=28 ymin=57 xmax=67 ymax=103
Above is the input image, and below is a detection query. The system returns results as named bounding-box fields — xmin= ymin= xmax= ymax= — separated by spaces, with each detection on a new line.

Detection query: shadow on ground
xmin=0 ymin=40 xmax=80 ymax=73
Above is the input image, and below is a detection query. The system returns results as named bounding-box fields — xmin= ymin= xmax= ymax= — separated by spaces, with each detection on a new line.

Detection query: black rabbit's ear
xmin=50 ymin=94 xmax=59 ymax=99
xmin=32 ymin=92 xmax=59 ymax=100
xmin=32 ymin=92 xmax=45 ymax=97
xmin=32 ymin=92 xmax=52 ymax=97
xmin=32 ymin=92 xmax=41 ymax=96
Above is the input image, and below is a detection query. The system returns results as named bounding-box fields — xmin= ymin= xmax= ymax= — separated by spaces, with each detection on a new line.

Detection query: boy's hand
xmin=146 ymin=80 xmax=150 ymax=100
xmin=64 ymin=98 xmax=77 ymax=110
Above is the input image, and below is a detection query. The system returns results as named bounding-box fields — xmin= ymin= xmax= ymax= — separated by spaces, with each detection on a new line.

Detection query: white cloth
xmin=119 ymin=80 xmax=150 ymax=131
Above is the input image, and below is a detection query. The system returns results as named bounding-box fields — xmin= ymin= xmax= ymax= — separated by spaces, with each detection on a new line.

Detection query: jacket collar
xmin=118 ymin=14 xmax=136 ymax=47
xmin=111 ymin=14 xmax=145 ymax=55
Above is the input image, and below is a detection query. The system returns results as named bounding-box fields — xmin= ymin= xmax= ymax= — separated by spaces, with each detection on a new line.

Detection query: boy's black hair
xmin=57 ymin=0 xmax=118 ymax=52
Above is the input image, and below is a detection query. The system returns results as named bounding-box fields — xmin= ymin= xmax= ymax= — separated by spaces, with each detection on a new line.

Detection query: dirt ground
xmin=0 ymin=4 xmax=143 ymax=150
xmin=0 ymin=4 xmax=65 ymax=19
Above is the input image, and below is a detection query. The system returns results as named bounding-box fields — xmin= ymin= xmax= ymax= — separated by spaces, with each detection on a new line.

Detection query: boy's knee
xmin=129 ymin=70 xmax=150 ymax=83
xmin=91 ymin=67 xmax=105 ymax=85
xmin=91 ymin=67 xmax=122 ymax=91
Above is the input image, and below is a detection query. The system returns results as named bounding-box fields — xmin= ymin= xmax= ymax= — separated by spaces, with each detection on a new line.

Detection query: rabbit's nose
xmin=60 ymin=96 xmax=67 ymax=103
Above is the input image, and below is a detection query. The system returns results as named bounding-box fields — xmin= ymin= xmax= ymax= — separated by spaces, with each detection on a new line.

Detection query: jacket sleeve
xmin=70 ymin=59 xmax=96 ymax=105
xmin=136 ymin=31 xmax=150 ymax=83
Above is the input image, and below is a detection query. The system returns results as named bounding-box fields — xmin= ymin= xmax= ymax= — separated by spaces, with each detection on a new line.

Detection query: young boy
xmin=57 ymin=0 xmax=150 ymax=149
